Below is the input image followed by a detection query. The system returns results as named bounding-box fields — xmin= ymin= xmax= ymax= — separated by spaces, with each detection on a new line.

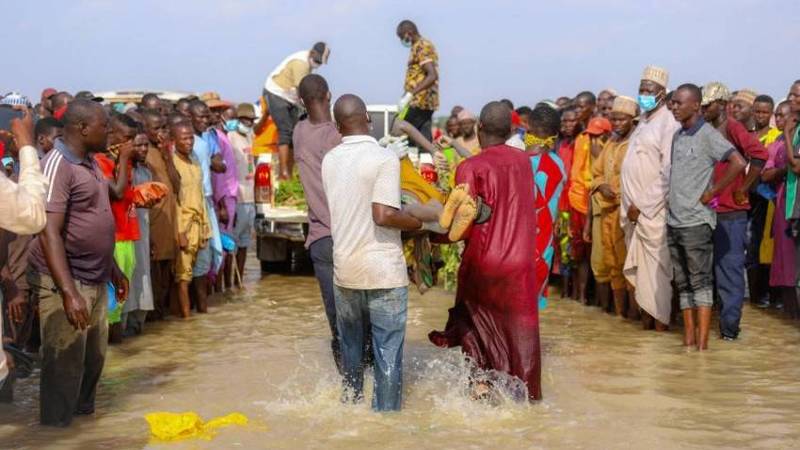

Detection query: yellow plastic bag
xmin=145 ymin=411 xmax=248 ymax=441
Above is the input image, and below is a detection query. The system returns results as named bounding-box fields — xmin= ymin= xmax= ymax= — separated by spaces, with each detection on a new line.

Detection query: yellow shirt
xmin=173 ymin=154 xmax=210 ymax=245
xmin=591 ymin=138 xmax=630 ymax=211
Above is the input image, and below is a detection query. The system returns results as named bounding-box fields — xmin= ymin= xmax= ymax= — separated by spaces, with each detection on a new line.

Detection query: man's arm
xmin=39 ymin=212 xmax=89 ymax=330
xmin=372 ymin=203 xmax=422 ymax=231
xmin=783 ymin=116 xmax=800 ymax=174
xmin=0 ymin=109 xmax=47 ymax=235
xmin=411 ymin=62 xmax=438 ymax=96
xmin=635 ymin=121 xmax=679 ymax=219
xmin=107 ymin=142 xmax=133 ymax=200
xmin=702 ymin=150 xmax=747 ymax=204
xmin=370 ymin=154 xmax=421 ymax=231
xmin=210 ymin=153 xmax=226 ymax=173
xmin=1 ymin=265 xmax=24 ymax=324
xmin=727 ymin=119 xmax=767 ymax=196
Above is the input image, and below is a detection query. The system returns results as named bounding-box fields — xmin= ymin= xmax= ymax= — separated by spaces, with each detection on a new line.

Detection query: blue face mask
xmin=637 ymin=94 xmax=658 ymax=113
xmin=224 ymin=119 xmax=239 ymax=132
xmin=401 ymin=38 xmax=412 ymax=48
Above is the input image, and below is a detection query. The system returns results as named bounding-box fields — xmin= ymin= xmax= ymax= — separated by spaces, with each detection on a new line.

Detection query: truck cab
xmin=254 ymin=104 xmax=398 ymax=272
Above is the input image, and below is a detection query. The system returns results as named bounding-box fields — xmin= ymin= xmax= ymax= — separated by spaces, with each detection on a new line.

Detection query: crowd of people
xmin=0 ymin=89 xmax=259 ymax=426
xmin=2 ymin=17 xmax=800 ymax=423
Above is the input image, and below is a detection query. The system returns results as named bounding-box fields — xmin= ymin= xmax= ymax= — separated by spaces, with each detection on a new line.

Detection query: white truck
xmin=253 ymin=104 xmax=400 ymax=272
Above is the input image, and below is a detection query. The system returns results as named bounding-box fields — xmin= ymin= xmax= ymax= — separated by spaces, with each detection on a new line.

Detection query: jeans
xmin=334 ymin=285 xmax=407 ymax=412
xmin=668 ymin=225 xmax=714 ymax=310
xmin=308 ymin=237 xmax=341 ymax=370
xmin=714 ymin=215 xmax=748 ymax=338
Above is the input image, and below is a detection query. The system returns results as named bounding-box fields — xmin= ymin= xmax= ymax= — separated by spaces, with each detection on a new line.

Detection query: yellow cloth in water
xmin=145 ymin=411 xmax=248 ymax=441
xmin=400 ymin=156 xmax=445 ymax=204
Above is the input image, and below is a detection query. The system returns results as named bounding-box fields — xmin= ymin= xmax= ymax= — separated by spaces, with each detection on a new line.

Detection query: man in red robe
xmin=429 ymin=102 xmax=541 ymax=401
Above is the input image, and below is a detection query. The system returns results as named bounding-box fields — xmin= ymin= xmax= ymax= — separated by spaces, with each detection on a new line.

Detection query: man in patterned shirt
xmin=396 ymin=20 xmax=439 ymax=148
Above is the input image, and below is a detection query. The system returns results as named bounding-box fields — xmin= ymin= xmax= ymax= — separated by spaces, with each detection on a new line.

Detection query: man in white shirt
xmin=322 ymin=94 xmax=422 ymax=412
xmin=263 ymin=42 xmax=330 ymax=179
xmin=0 ymin=106 xmax=48 ymax=388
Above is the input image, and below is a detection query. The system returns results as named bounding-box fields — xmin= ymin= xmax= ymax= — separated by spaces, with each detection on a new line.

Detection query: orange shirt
xmin=567 ymin=132 xmax=592 ymax=215
xmin=253 ymin=95 xmax=279 ymax=155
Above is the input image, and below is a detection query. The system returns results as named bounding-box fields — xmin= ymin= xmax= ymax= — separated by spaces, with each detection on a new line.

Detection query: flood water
xmin=2 ymin=257 xmax=800 ymax=449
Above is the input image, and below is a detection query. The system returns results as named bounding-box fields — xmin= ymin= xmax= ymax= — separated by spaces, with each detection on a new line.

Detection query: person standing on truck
xmin=261 ymin=42 xmax=331 ymax=180
xmin=396 ymin=20 xmax=439 ymax=148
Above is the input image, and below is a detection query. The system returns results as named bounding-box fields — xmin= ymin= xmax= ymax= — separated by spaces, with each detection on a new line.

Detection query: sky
xmin=2 ymin=0 xmax=799 ymax=114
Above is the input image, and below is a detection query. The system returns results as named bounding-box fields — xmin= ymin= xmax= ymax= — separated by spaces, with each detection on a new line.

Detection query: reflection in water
xmin=2 ymin=257 xmax=800 ymax=449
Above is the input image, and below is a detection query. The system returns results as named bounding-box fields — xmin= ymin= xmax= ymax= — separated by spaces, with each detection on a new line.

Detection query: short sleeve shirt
xmin=28 ymin=139 xmax=116 ymax=284
xmin=321 ymin=135 xmax=408 ymax=290
xmin=94 ymin=153 xmax=140 ymax=242
xmin=293 ymin=119 xmax=341 ymax=248
xmin=668 ymin=120 xmax=734 ymax=229
xmin=404 ymin=37 xmax=439 ymax=111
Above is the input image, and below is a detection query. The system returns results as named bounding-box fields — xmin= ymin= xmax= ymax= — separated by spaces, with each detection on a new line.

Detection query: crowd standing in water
xmin=2 ymin=18 xmax=800 ymax=421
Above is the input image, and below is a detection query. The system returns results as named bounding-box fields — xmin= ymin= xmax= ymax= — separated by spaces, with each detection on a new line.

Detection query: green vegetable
xmin=274 ymin=171 xmax=307 ymax=210
xmin=438 ymin=243 xmax=462 ymax=292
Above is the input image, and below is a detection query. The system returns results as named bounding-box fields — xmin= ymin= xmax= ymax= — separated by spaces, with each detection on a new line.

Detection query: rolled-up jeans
xmin=334 ymin=285 xmax=407 ymax=412
xmin=714 ymin=214 xmax=748 ymax=338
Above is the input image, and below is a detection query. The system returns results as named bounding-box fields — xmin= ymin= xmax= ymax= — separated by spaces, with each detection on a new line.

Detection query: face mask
xmin=224 ymin=119 xmax=239 ymax=132
xmin=638 ymin=94 xmax=658 ymax=113
xmin=237 ymin=123 xmax=252 ymax=135
xmin=401 ymin=38 xmax=412 ymax=48
xmin=310 ymin=58 xmax=321 ymax=69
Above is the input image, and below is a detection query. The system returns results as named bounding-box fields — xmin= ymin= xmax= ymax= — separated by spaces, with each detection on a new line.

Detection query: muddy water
xmin=2 ymin=259 xmax=800 ymax=449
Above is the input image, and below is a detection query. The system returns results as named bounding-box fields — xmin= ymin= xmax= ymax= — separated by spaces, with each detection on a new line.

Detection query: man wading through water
xmin=429 ymin=102 xmax=541 ymax=401
xmin=322 ymin=94 xmax=422 ymax=411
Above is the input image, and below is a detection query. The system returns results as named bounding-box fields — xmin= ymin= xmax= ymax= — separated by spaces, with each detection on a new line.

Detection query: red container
xmin=420 ymin=162 xmax=438 ymax=184
xmin=254 ymin=161 xmax=272 ymax=204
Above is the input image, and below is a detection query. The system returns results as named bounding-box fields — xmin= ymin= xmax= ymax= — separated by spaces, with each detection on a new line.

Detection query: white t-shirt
xmin=228 ymin=130 xmax=255 ymax=203
xmin=322 ymin=135 xmax=409 ymax=290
